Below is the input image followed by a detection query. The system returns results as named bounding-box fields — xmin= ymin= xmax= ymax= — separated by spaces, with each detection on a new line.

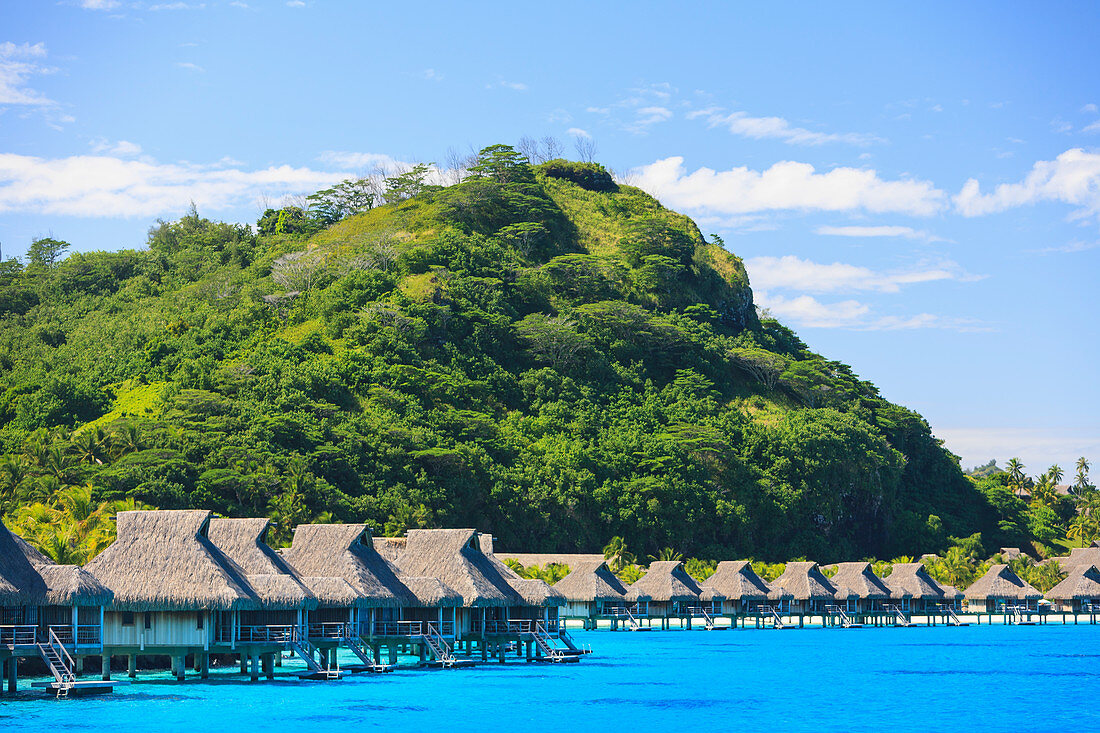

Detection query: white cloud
xmin=1028 ymin=240 xmax=1099 ymax=255
xmin=630 ymin=106 xmax=672 ymax=132
xmin=90 ymin=138 xmax=143 ymax=156
xmin=566 ymin=127 xmax=590 ymax=138
xmin=79 ymin=0 xmax=121 ymax=8
xmin=1083 ymin=103 xmax=1098 ymax=114
xmin=633 ymin=156 xmax=946 ymax=217
xmin=420 ymin=68 xmax=442 ymax=82
xmin=286 ymin=0 xmax=306 ymax=6
xmin=497 ymin=80 xmax=527 ymax=91
xmin=756 ymin=292 xmax=984 ymax=331
xmin=815 ymin=225 xmax=943 ymax=241
xmin=175 ymin=62 xmax=204 ymax=72
xmin=0 ymin=152 xmax=344 ymax=218
xmin=317 ymin=151 xmax=405 ymax=171
xmin=698 ymin=109 xmax=882 ymax=146
xmin=0 ymin=41 xmax=55 ymax=106
xmin=745 ymin=255 xmax=979 ymax=295
xmin=149 ymin=2 xmax=206 ymax=9
xmin=955 ymin=148 xmax=1100 ymax=220
xmin=1084 ymin=120 xmax=1100 ymax=134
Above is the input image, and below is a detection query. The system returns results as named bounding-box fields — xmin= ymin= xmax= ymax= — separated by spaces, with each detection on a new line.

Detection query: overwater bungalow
xmin=701 ymin=561 xmax=771 ymax=617
xmin=387 ymin=529 xmax=571 ymax=661
xmin=84 ymin=510 xmax=264 ymax=682
xmin=769 ymin=562 xmax=837 ymax=617
xmin=964 ymin=564 xmax=1042 ymax=614
xmin=280 ymin=524 xmax=462 ymax=667
xmin=1045 ymin=564 xmax=1100 ymax=614
xmin=204 ymin=518 xmax=331 ymax=675
xmin=552 ymin=561 xmax=629 ymax=626
xmin=829 ymin=562 xmax=891 ymax=616
xmin=625 ymin=561 xmax=717 ymax=628
xmin=1057 ymin=546 xmax=1100 ymax=574
xmin=883 ymin=563 xmax=962 ymax=615
xmin=1 ymin=520 xmax=112 ymax=694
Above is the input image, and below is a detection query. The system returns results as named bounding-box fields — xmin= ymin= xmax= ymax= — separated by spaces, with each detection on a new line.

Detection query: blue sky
xmin=1 ymin=1 xmax=1098 ymax=474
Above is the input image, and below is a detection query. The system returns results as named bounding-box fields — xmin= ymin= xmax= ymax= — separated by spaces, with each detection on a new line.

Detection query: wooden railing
xmin=0 ymin=625 xmax=38 ymax=646
xmin=47 ymin=624 xmax=102 ymax=646
xmin=307 ymin=622 xmax=350 ymax=639
xmin=363 ymin=621 xmax=455 ymax=638
xmin=483 ymin=619 xmax=561 ymax=635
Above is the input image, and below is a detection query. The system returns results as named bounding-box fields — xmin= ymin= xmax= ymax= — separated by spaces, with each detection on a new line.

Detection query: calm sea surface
xmin=4 ymin=624 xmax=1099 ymax=732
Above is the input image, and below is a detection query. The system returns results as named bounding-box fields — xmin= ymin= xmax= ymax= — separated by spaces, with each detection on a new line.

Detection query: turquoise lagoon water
xmin=4 ymin=624 xmax=1099 ymax=732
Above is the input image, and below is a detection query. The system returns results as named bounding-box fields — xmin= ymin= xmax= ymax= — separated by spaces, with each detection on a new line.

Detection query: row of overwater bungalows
xmin=0 ymin=511 xmax=582 ymax=695
xmin=522 ymin=555 xmax=1100 ymax=630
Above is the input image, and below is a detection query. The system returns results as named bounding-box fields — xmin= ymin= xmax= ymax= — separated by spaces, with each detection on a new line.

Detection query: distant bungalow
xmin=1057 ymin=545 xmax=1100 ymax=575
xmin=625 ymin=561 xmax=720 ymax=629
xmin=701 ymin=561 xmax=771 ymax=619
xmin=552 ymin=560 xmax=629 ymax=627
xmin=769 ymin=562 xmax=837 ymax=619
xmin=964 ymin=564 xmax=1042 ymax=615
xmin=1 ymin=519 xmax=112 ymax=695
xmin=380 ymin=529 xmax=573 ymax=661
xmin=1046 ymin=564 xmax=1100 ymax=615
xmin=827 ymin=562 xmax=891 ymax=625
xmin=280 ymin=523 xmax=462 ymax=669
xmin=883 ymin=563 xmax=963 ymax=618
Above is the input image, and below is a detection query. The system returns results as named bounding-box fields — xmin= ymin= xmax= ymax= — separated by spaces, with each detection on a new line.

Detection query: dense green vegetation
xmin=0 ymin=144 xmax=1080 ymax=563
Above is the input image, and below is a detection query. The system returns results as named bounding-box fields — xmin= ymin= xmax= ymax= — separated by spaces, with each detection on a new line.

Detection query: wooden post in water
xmin=6 ymin=657 xmax=15 ymax=693
xmin=128 ymin=654 xmax=137 ymax=678
xmin=174 ymin=655 xmax=185 ymax=682
xmin=200 ymin=653 xmax=209 ymax=679
xmin=249 ymin=651 xmax=259 ymax=682
xmin=102 ymin=654 xmax=111 ymax=681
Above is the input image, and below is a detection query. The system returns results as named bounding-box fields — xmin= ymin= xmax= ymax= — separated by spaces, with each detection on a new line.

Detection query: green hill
xmin=0 ymin=145 xmax=1010 ymax=560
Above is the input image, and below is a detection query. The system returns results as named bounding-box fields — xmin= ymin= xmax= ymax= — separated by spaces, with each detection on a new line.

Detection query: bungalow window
xmin=122 ymin=612 xmax=135 ymax=626
xmin=144 ymin=612 xmax=152 ymax=630
xmin=196 ymin=612 xmax=204 ymax=630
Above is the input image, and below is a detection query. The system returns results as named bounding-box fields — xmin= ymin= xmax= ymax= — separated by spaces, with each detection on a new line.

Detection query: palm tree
xmin=112 ymin=424 xmax=144 ymax=456
xmin=1006 ymin=457 xmax=1026 ymax=497
xmin=617 ymin=564 xmax=645 ymax=584
xmin=941 ymin=546 xmax=974 ymax=588
xmin=1076 ymin=457 xmax=1093 ymax=493
xmin=72 ymin=427 xmax=109 ymax=465
xmin=1032 ymin=473 xmax=1056 ymax=505
xmin=647 ymin=547 xmax=682 ymax=563
xmin=603 ymin=536 xmax=634 ymax=573
xmin=1048 ymin=464 xmax=1064 ymax=485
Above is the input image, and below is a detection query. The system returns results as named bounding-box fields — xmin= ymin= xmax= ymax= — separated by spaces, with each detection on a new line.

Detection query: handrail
xmin=0 ymin=624 xmax=37 ymax=646
xmin=46 ymin=628 xmax=77 ymax=687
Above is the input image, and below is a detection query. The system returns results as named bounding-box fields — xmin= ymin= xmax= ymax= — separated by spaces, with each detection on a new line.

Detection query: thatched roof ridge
xmin=769 ymin=562 xmax=837 ymax=601
xmin=1060 ymin=547 xmax=1100 ymax=574
xmin=37 ymin=565 xmax=113 ymax=606
xmin=625 ymin=561 xmax=705 ymax=603
xmin=84 ymin=510 xmax=258 ymax=612
xmin=884 ymin=563 xmax=950 ymax=601
xmin=1046 ymin=564 xmax=1100 ymax=601
xmin=393 ymin=529 xmax=518 ymax=607
xmin=702 ymin=561 xmax=771 ymax=601
xmin=207 ymin=518 xmax=318 ymax=610
xmin=553 ymin=561 xmax=627 ymax=602
xmin=300 ymin=576 xmax=361 ymax=607
xmin=0 ymin=521 xmax=48 ymax=606
xmin=372 ymin=537 xmax=405 ymax=562
xmin=485 ymin=552 xmax=566 ymax=607
xmin=830 ymin=562 xmax=890 ymax=600
xmin=964 ymin=564 xmax=1042 ymax=600
xmin=280 ymin=524 xmax=410 ymax=608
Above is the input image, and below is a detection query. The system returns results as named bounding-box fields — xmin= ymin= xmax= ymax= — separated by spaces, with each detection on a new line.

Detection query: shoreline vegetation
xmin=1 ymin=145 xmax=1096 ymax=571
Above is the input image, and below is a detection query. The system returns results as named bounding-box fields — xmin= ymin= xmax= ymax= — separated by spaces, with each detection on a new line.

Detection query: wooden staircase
xmin=290 ymin=633 xmax=340 ymax=679
xmin=421 ymin=623 xmax=456 ymax=667
xmin=757 ymin=604 xmax=786 ymax=629
xmin=38 ymin=629 xmax=76 ymax=698
xmin=825 ymin=605 xmax=862 ymax=628
xmin=529 ymin=623 xmax=566 ymax=663
xmin=885 ymin=603 xmax=913 ymax=627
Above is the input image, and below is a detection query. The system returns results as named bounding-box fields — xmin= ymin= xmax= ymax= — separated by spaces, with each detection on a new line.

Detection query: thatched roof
xmin=37 ymin=565 xmax=113 ymax=606
xmin=392 ymin=529 xmax=521 ymax=607
xmin=207 ymin=518 xmax=317 ymax=611
xmin=769 ymin=562 xmax=837 ymax=601
xmin=1060 ymin=547 xmax=1100 ymax=574
xmin=830 ymin=562 xmax=890 ymax=601
xmin=280 ymin=524 xmax=411 ymax=608
xmin=625 ymin=561 xmax=705 ymax=603
xmin=84 ymin=510 xmax=257 ymax=612
xmin=299 ymin=576 xmax=362 ymax=607
xmin=884 ymin=563 xmax=953 ymax=601
xmin=402 ymin=577 xmax=463 ymax=608
xmin=553 ymin=561 xmax=628 ymax=602
xmin=702 ymin=561 xmax=770 ymax=601
xmin=964 ymin=564 xmax=1042 ymax=600
xmin=1046 ymin=564 xmax=1100 ymax=601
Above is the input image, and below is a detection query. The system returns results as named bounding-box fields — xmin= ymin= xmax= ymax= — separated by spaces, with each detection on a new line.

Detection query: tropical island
xmin=0 ymin=145 xmax=1096 ymax=596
